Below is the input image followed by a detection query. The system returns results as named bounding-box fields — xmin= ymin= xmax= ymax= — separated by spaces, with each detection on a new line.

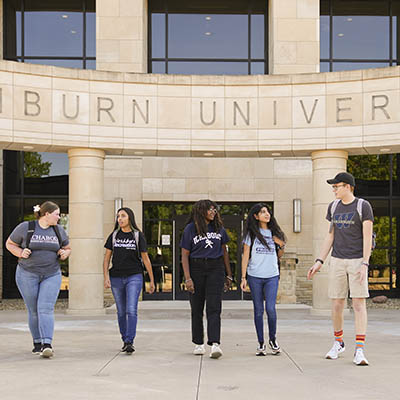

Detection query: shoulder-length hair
xmin=244 ymin=203 xmax=286 ymax=250
xmin=113 ymin=207 xmax=141 ymax=232
xmin=186 ymin=199 xmax=224 ymax=236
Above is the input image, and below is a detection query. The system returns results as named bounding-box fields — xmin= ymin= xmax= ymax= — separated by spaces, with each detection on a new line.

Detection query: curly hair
xmin=244 ymin=203 xmax=286 ymax=250
xmin=186 ymin=199 xmax=224 ymax=236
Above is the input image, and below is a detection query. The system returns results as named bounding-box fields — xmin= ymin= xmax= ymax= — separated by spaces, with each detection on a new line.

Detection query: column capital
xmin=311 ymin=150 xmax=348 ymax=162
xmin=67 ymin=148 xmax=105 ymax=159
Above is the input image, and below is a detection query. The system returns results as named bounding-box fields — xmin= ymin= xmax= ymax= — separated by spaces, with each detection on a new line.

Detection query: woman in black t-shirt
xmin=103 ymin=207 xmax=155 ymax=354
xmin=180 ymin=199 xmax=232 ymax=359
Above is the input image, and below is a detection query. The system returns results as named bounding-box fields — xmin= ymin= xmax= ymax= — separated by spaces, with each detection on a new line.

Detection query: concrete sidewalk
xmin=0 ymin=302 xmax=398 ymax=400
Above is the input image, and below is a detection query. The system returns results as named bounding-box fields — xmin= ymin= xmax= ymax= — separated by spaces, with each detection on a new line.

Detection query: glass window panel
xmin=152 ymin=61 xmax=166 ymax=73
xmin=393 ymin=13 xmax=397 ymax=60
xmin=332 ymin=62 xmax=390 ymax=72
xmin=17 ymin=10 xmax=22 ymax=57
xmin=333 ymin=15 xmax=390 ymax=59
xmin=4 ymin=150 xmax=22 ymax=195
xmin=86 ymin=11 xmax=96 ymax=57
xmin=26 ymin=59 xmax=84 ymax=68
xmin=320 ymin=15 xmax=330 ymax=60
xmin=320 ymin=62 xmax=330 ymax=72
xmin=168 ymin=61 xmax=248 ymax=75
xmin=168 ymin=14 xmax=248 ymax=59
xmin=251 ymin=62 xmax=264 ymax=74
xmin=24 ymin=0 xmax=83 ymax=57
xmin=86 ymin=59 xmax=96 ymax=70
xmin=251 ymin=14 xmax=265 ymax=59
xmin=37 ymin=152 xmax=69 ymax=176
xmin=151 ymin=13 xmax=166 ymax=58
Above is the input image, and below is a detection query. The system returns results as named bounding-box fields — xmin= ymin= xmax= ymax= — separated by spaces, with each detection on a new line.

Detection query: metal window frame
xmin=148 ymin=0 xmax=268 ymax=75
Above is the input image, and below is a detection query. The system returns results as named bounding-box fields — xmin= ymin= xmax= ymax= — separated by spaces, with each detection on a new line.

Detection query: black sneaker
xmin=268 ymin=339 xmax=281 ymax=355
xmin=121 ymin=342 xmax=129 ymax=352
xmin=125 ymin=343 xmax=135 ymax=354
xmin=40 ymin=343 xmax=54 ymax=358
xmin=32 ymin=342 xmax=42 ymax=355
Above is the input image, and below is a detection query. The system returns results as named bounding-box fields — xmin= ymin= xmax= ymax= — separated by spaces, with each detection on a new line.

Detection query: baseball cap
xmin=326 ymin=172 xmax=355 ymax=187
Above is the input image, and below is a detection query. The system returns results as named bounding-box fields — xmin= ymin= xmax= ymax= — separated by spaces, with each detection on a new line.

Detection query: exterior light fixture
xmin=338 ymin=33 xmax=344 ymax=37
xmin=203 ymin=152 xmax=214 ymax=156
xmin=205 ymin=16 xmax=211 ymax=20
xmin=271 ymin=152 xmax=281 ymax=156
xmin=205 ymin=32 xmax=212 ymax=36
xmin=71 ymin=30 xmax=77 ymax=34
xmin=62 ymin=15 xmax=68 ymax=19
xmin=293 ymin=199 xmax=301 ymax=233
xmin=380 ymin=148 xmax=391 ymax=152
xmin=23 ymin=145 xmax=34 ymax=150
xmin=114 ymin=198 xmax=123 ymax=215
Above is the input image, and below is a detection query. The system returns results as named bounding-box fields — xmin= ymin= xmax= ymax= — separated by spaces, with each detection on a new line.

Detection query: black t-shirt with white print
xmin=104 ymin=230 xmax=147 ymax=277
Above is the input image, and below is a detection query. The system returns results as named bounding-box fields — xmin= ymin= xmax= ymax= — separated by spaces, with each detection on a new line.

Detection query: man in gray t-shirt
xmin=307 ymin=172 xmax=374 ymax=367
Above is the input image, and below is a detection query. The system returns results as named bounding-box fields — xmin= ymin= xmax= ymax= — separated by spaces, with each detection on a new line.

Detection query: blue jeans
xmin=15 ymin=265 xmax=62 ymax=345
xmin=247 ymin=275 xmax=280 ymax=345
xmin=110 ymin=273 xmax=143 ymax=344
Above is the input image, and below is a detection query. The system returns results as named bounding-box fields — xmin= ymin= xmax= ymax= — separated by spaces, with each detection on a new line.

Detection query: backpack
xmin=111 ymin=229 xmax=143 ymax=264
xmin=329 ymin=198 xmax=376 ymax=250
xmin=26 ymin=220 xmax=63 ymax=250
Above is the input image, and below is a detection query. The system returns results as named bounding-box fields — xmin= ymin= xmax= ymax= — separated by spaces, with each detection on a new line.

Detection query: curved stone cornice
xmin=1 ymin=60 xmax=399 ymax=156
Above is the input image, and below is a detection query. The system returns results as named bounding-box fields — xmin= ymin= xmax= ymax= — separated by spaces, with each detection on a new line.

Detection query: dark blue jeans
xmin=247 ymin=275 xmax=280 ymax=344
xmin=110 ymin=273 xmax=143 ymax=344
xmin=15 ymin=266 xmax=62 ymax=345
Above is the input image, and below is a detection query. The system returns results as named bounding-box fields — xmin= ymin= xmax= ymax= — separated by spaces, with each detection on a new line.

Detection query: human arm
xmin=222 ymin=244 xmax=233 ymax=290
xmin=240 ymin=243 xmax=250 ymax=291
xmin=307 ymin=229 xmax=334 ymax=280
xmin=103 ymin=249 xmax=112 ymax=289
xmin=57 ymin=245 xmax=71 ymax=261
xmin=358 ymin=220 xmax=373 ymax=284
xmin=141 ymin=252 xmax=155 ymax=294
xmin=5 ymin=237 xmax=31 ymax=259
xmin=181 ymin=248 xmax=194 ymax=293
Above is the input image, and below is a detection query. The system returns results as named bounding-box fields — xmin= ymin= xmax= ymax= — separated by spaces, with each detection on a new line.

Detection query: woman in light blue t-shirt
xmin=241 ymin=203 xmax=286 ymax=356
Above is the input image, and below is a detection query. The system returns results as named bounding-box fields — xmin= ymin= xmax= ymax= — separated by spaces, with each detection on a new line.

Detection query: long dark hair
xmin=186 ymin=199 xmax=224 ymax=236
xmin=113 ymin=207 xmax=141 ymax=232
xmin=244 ymin=203 xmax=286 ymax=250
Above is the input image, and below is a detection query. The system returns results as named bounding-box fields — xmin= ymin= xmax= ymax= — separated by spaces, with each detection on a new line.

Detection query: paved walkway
xmin=0 ymin=301 xmax=398 ymax=400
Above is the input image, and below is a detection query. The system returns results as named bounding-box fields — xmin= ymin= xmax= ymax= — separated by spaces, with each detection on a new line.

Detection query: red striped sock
xmin=356 ymin=334 xmax=366 ymax=349
xmin=334 ymin=330 xmax=343 ymax=344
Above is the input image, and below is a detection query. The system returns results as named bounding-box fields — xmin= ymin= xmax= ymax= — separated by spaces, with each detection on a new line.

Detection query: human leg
xmin=124 ymin=274 xmax=143 ymax=345
xmin=37 ymin=270 xmax=62 ymax=345
xmin=15 ymin=266 xmax=41 ymax=344
xmin=110 ymin=276 xmax=128 ymax=343
xmin=189 ymin=264 xmax=206 ymax=345
xmin=264 ymin=275 xmax=279 ymax=342
xmin=247 ymin=275 xmax=266 ymax=346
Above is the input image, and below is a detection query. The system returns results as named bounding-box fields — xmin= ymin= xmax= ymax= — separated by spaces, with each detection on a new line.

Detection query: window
xmin=148 ymin=0 xmax=267 ymax=75
xmin=320 ymin=0 xmax=399 ymax=72
xmin=3 ymin=0 xmax=95 ymax=69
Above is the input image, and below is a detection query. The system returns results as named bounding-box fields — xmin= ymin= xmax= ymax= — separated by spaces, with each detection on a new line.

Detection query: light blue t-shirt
xmin=243 ymin=228 xmax=279 ymax=278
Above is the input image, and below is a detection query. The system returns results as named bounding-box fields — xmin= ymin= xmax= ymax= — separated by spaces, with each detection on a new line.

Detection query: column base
xmin=65 ymin=308 xmax=106 ymax=316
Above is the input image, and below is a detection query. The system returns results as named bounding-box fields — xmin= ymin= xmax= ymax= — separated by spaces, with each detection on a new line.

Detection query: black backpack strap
xmin=52 ymin=224 xmax=63 ymax=250
xmin=26 ymin=220 xmax=36 ymax=249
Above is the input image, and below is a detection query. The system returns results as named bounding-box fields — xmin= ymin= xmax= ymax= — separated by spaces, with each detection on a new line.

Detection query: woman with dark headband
xmin=180 ymin=199 xmax=232 ymax=359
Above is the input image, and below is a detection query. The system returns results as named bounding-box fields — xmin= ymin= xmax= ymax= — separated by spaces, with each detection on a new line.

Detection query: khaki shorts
xmin=328 ymin=257 xmax=369 ymax=299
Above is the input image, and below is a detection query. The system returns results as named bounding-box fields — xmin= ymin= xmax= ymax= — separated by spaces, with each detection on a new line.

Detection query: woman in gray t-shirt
xmin=6 ymin=201 xmax=71 ymax=358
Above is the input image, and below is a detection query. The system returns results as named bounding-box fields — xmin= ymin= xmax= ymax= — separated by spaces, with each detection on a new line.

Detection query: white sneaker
xmin=193 ymin=344 xmax=205 ymax=355
xmin=209 ymin=343 xmax=223 ymax=359
xmin=325 ymin=341 xmax=345 ymax=360
xmin=256 ymin=344 xmax=267 ymax=356
xmin=353 ymin=348 xmax=369 ymax=366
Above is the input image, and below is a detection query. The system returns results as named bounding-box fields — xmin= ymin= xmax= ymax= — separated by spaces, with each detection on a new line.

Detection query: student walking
xmin=180 ymin=200 xmax=232 ymax=359
xmin=103 ymin=207 xmax=155 ymax=354
xmin=6 ymin=201 xmax=71 ymax=358
xmin=241 ymin=203 xmax=286 ymax=356
xmin=308 ymin=172 xmax=374 ymax=366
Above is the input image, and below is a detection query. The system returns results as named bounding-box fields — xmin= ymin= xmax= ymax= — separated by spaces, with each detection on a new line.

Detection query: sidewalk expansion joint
xmin=196 ymin=355 xmax=203 ymax=400
xmin=282 ymin=347 xmax=304 ymax=374
xmin=93 ymin=351 xmax=121 ymax=376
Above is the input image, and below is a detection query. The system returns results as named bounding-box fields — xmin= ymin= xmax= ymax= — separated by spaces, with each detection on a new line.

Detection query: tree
xmin=24 ymin=152 xmax=51 ymax=178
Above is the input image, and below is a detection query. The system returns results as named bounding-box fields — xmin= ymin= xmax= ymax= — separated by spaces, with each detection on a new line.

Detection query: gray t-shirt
xmin=9 ymin=221 xmax=69 ymax=275
xmin=326 ymin=198 xmax=374 ymax=259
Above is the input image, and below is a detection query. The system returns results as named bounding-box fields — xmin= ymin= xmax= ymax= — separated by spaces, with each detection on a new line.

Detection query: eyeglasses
xmin=332 ymin=184 xmax=346 ymax=190
xmin=208 ymin=208 xmax=217 ymax=213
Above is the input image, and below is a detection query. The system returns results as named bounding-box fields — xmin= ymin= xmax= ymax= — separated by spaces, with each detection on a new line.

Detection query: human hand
xmin=57 ymin=249 xmax=69 ymax=260
xmin=20 ymin=248 xmax=31 ymax=259
xmin=357 ymin=263 xmax=368 ymax=285
xmin=240 ymin=278 xmax=247 ymax=291
xmin=185 ymin=278 xmax=195 ymax=294
xmin=224 ymin=277 xmax=233 ymax=292
xmin=104 ymin=277 xmax=111 ymax=289
xmin=148 ymin=281 xmax=155 ymax=294
xmin=307 ymin=262 xmax=322 ymax=280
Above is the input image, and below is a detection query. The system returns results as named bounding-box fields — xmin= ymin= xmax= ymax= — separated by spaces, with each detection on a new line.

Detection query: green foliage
xmin=24 ymin=152 xmax=51 ymax=178
xmin=348 ymin=154 xmax=394 ymax=181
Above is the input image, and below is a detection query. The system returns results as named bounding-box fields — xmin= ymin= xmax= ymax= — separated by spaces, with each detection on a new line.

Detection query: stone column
xmin=67 ymin=148 xmax=105 ymax=315
xmin=269 ymin=0 xmax=320 ymax=74
xmin=311 ymin=150 xmax=348 ymax=314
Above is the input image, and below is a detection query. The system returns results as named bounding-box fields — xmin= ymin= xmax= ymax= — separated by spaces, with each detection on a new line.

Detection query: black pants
xmin=189 ymin=258 xmax=225 ymax=346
